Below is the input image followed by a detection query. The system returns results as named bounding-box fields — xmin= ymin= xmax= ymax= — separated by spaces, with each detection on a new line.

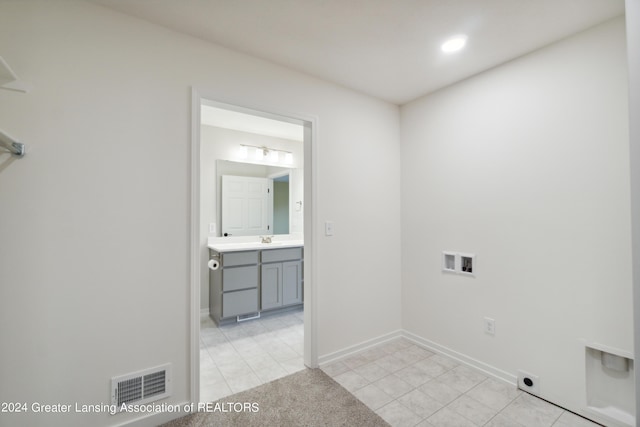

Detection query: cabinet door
xmin=282 ymin=261 xmax=302 ymax=306
xmin=261 ymin=263 xmax=282 ymax=310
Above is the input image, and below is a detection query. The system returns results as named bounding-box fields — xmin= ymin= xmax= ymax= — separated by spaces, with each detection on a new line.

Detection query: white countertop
xmin=208 ymin=239 xmax=304 ymax=253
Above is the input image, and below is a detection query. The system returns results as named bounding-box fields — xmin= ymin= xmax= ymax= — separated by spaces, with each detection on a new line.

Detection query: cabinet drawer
xmin=223 ymin=266 xmax=258 ymax=291
xmin=222 ymin=289 xmax=258 ymax=317
xmin=261 ymin=247 xmax=303 ymax=263
xmin=222 ymin=251 xmax=259 ymax=267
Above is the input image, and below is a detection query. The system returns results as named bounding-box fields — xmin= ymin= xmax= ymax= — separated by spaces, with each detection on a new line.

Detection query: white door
xmin=221 ymin=175 xmax=272 ymax=236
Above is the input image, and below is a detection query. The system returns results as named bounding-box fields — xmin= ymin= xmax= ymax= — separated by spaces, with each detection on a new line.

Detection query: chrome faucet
xmin=260 ymin=235 xmax=273 ymax=244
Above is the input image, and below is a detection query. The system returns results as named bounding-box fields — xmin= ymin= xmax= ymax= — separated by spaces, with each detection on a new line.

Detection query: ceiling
xmin=202 ymin=104 xmax=304 ymax=141
xmin=88 ymin=0 xmax=625 ymax=105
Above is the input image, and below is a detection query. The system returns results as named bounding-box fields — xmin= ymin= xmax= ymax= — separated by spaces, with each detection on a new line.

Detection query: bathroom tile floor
xmin=199 ymin=308 xmax=305 ymax=403
xmin=201 ymin=310 xmax=600 ymax=427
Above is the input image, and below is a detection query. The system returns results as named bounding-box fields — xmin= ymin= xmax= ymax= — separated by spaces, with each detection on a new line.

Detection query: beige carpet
xmin=162 ymin=368 xmax=389 ymax=427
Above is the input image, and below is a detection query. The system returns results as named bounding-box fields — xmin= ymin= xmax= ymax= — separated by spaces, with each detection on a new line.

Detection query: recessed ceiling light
xmin=441 ymin=35 xmax=467 ymax=54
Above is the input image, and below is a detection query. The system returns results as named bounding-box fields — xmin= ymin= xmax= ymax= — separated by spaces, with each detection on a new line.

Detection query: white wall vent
xmin=111 ymin=363 xmax=171 ymax=408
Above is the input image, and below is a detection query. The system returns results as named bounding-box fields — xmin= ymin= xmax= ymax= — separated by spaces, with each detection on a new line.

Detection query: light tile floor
xmin=201 ymin=310 xmax=601 ymax=427
xmin=200 ymin=308 xmax=305 ymax=403
xmin=321 ymin=338 xmax=602 ymax=427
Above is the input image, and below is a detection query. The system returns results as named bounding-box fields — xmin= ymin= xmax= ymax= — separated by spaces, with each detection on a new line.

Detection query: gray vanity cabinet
xmin=209 ymin=246 xmax=303 ymax=325
xmin=209 ymin=250 xmax=259 ymax=324
xmin=261 ymin=248 xmax=303 ymax=310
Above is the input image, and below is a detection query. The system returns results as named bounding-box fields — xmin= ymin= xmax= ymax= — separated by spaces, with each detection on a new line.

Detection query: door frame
xmin=189 ymin=88 xmax=318 ymax=402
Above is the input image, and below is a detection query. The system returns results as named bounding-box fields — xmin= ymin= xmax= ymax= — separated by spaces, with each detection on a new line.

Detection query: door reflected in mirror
xmin=216 ymin=160 xmax=302 ymax=237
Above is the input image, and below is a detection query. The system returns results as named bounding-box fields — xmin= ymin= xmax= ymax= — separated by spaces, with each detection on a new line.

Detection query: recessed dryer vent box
xmin=585 ymin=343 xmax=635 ymax=426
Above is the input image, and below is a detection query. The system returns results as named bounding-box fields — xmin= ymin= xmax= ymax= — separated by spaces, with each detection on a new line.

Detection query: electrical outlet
xmin=209 ymin=223 xmax=216 ymax=234
xmin=484 ymin=317 xmax=495 ymax=335
xmin=518 ymin=370 xmax=540 ymax=395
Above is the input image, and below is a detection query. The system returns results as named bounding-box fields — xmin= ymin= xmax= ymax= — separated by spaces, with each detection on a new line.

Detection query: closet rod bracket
xmin=10 ymin=141 xmax=25 ymax=157
xmin=0 ymin=129 xmax=26 ymax=157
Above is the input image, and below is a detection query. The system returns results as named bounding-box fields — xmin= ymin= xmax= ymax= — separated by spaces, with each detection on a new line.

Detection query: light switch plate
xmin=325 ymin=221 xmax=334 ymax=236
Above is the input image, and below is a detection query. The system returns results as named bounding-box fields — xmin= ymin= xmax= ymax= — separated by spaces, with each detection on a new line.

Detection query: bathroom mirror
xmin=216 ymin=159 xmax=303 ymax=237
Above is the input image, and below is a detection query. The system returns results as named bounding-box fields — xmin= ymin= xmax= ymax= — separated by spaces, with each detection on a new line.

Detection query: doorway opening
xmin=190 ymin=92 xmax=316 ymax=403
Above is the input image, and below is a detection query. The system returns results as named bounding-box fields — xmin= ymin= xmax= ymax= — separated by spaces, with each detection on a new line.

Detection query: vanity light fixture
xmin=441 ymin=35 xmax=467 ymax=54
xmin=284 ymin=152 xmax=293 ymax=164
xmin=238 ymin=145 xmax=248 ymax=159
xmin=239 ymin=144 xmax=293 ymax=164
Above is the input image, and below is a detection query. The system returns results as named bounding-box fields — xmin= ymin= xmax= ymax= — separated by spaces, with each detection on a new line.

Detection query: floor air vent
xmin=111 ymin=363 xmax=171 ymax=408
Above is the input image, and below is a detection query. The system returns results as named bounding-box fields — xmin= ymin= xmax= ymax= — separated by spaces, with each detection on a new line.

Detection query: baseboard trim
xmin=402 ymin=330 xmax=517 ymax=386
xmin=318 ymin=329 xmax=403 ymax=366
xmin=317 ymin=328 xmax=517 ymax=387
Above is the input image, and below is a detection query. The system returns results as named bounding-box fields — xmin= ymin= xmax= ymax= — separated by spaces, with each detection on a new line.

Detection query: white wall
xmin=626 ymin=0 xmax=640 ymax=420
xmin=0 ymin=2 xmax=402 ymax=426
xmin=401 ymin=17 xmax=632 ymax=423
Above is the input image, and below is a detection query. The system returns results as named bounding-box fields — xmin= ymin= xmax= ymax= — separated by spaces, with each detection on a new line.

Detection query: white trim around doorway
xmin=189 ymin=87 xmax=319 ymax=403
